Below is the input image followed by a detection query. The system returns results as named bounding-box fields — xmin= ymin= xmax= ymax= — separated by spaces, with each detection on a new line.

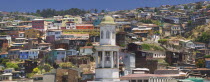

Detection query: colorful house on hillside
xmin=93 ymin=19 xmax=101 ymax=26
xmin=76 ymin=24 xmax=94 ymax=29
xmin=61 ymin=21 xmax=76 ymax=29
xmin=79 ymin=46 xmax=94 ymax=55
xmin=24 ymin=29 xmax=42 ymax=39
xmin=32 ymin=19 xmax=47 ymax=32
xmin=61 ymin=15 xmax=82 ymax=27
xmin=49 ymin=48 xmax=66 ymax=63
xmin=0 ymin=52 xmax=8 ymax=58
xmin=28 ymin=49 xmax=39 ymax=59
xmin=205 ymin=58 xmax=210 ymax=69
xmin=8 ymin=49 xmax=20 ymax=60
xmin=19 ymin=50 xmax=29 ymax=60
xmin=46 ymin=30 xmax=62 ymax=43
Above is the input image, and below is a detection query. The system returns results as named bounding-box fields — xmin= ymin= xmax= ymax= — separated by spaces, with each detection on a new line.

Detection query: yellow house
xmin=62 ymin=15 xmax=82 ymax=27
xmin=24 ymin=29 xmax=42 ymax=38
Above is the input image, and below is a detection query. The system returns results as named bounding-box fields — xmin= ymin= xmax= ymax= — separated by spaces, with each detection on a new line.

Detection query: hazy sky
xmin=0 ymin=0 xmax=209 ymax=12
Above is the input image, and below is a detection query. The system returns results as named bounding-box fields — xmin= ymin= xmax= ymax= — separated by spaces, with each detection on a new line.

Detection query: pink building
xmin=32 ymin=19 xmax=47 ymax=31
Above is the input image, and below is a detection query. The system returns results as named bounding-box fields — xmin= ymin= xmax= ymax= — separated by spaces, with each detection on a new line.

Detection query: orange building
xmin=76 ymin=24 xmax=94 ymax=29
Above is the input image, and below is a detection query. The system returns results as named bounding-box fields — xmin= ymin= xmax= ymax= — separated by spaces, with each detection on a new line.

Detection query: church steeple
xmin=94 ymin=16 xmax=120 ymax=81
xmin=99 ymin=16 xmax=116 ymax=45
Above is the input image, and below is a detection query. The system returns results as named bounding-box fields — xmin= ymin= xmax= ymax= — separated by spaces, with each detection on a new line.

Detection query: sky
xmin=0 ymin=0 xmax=210 ymax=12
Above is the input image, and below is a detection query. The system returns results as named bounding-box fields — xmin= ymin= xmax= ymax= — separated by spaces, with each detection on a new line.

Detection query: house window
xmin=131 ymin=80 xmax=136 ymax=82
xmin=138 ymin=80 xmax=142 ymax=82
xmin=98 ymin=51 xmax=102 ymax=62
xmin=106 ymin=31 xmax=110 ymax=39
xmin=112 ymin=32 xmax=115 ymax=39
xmin=62 ymin=52 xmax=65 ymax=54
xmin=105 ymin=52 xmax=110 ymax=61
xmin=101 ymin=31 xmax=104 ymax=39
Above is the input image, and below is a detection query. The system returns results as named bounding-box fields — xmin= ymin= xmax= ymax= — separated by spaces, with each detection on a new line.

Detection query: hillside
xmin=186 ymin=23 xmax=210 ymax=40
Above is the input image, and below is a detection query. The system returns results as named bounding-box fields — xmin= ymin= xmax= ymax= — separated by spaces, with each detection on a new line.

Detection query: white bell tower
xmin=94 ymin=16 xmax=120 ymax=81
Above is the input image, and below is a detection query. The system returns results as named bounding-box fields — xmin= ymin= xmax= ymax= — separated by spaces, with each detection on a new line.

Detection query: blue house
xmin=19 ymin=50 xmax=29 ymax=60
xmin=205 ymin=58 xmax=210 ymax=69
xmin=93 ymin=19 xmax=101 ymax=26
xmin=0 ymin=52 xmax=8 ymax=58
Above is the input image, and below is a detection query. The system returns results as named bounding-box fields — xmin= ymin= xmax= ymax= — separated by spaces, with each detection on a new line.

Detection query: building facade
xmin=94 ymin=16 xmax=120 ymax=81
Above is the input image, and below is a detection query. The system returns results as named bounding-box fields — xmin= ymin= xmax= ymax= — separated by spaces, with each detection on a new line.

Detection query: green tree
xmin=184 ymin=5 xmax=188 ymax=9
xmin=86 ymin=43 xmax=93 ymax=46
xmin=94 ymin=9 xmax=98 ymax=13
xmin=32 ymin=67 xmax=39 ymax=73
xmin=140 ymin=19 xmax=153 ymax=23
xmin=187 ymin=20 xmax=193 ymax=26
xmin=0 ymin=32 xmax=7 ymax=35
xmin=196 ymin=59 xmax=205 ymax=68
xmin=195 ymin=32 xmax=210 ymax=44
xmin=170 ymin=6 xmax=175 ymax=10
xmin=195 ymin=3 xmax=202 ymax=9
xmin=42 ymin=64 xmax=52 ymax=72
xmin=154 ymin=8 xmax=158 ymax=12
xmin=101 ymin=10 xmax=105 ymax=13
xmin=207 ymin=5 xmax=210 ymax=9
xmin=6 ymin=62 xmax=19 ymax=70
xmin=59 ymin=62 xmax=76 ymax=68
xmin=158 ymin=39 xmax=168 ymax=45
xmin=0 ymin=58 xmax=9 ymax=66
xmin=136 ymin=8 xmax=144 ymax=12
xmin=204 ymin=55 xmax=210 ymax=58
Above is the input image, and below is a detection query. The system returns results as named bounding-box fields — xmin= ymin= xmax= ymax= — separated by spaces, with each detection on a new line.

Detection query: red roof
xmin=120 ymin=74 xmax=166 ymax=79
xmin=80 ymin=46 xmax=93 ymax=49
xmin=66 ymin=21 xmax=74 ymax=23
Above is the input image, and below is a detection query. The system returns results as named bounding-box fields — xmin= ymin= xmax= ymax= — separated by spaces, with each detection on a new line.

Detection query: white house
xmin=171 ymin=25 xmax=182 ymax=35
xmin=194 ymin=42 xmax=206 ymax=49
xmin=28 ymin=49 xmax=39 ymax=59
xmin=145 ymin=50 xmax=166 ymax=59
xmin=46 ymin=22 xmax=60 ymax=30
xmin=66 ymin=49 xmax=78 ymax=56
xmin=121 ymin=52 xmax=135 ymax=75
xmin=120 ymin=74 xmax=177 ymax=82
xmin=79 ymin=46 xmax=94 ymax=55
xmin=0 ymin=35 xmax=12 ymax=45
xmin=54 ymin=48 xmax=66 ymax=62
xmin=46 ymin=30 xmax=62 ymax=40
xmin=65 ymin=21 xmax=76 ymax=29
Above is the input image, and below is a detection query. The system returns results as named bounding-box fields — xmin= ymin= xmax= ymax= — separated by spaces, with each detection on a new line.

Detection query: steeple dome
xmin=100 ymin=16 xmax=115 ymax=25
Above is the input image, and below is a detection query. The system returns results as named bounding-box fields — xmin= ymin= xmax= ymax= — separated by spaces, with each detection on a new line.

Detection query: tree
xmin=195 ymin=32 xmax=210 ymax=44
xmin=101 ymin=10 xmax=105 ymax=13
xmin=136 ymin=8 xmax=144 ymax=12
xmin=32 ymin=67 xmax=39 ymax=73
xmin=158 ymin=39 xmax=168 ymax=45
xmin=0 ymin=32 xmax=6 ymax=35
xmin=204 ymin=55 xmax=210 ymax=58
xmin=86 ymin=43 xmax=92 ymax=46
xmin=59 ymin=62 xmax=76 ymax=68
xmin=154 ymin=8 xmax=158 ymax=12
xmin=187 ymin=20 xmax=193 ymax=26
xmin=42 ymin=64 xmax=52 ymax=72
xmin=184 ymin=5 xmax=188 ymax=9
xmin=170 ymin=6 xmax=175 ymax=10
xmin=0 ymin=58 xmax=9 ymax=66
xmin=6 ymin=62 xmax=19 ymax=70
xmin=94 ymin=9 xmax=98 ymax=13
xmin=36 ymin=9 xmax=41 ymax=14
xmin=207 ymin=5 xmax=210 ymax=9
xmin=195 ymin=3 xmax=202 ymax=9
xmin=31 ymin=8 xmax=87 ymax=18
xmin=196 ymin=59 xmax=205 ymax=68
